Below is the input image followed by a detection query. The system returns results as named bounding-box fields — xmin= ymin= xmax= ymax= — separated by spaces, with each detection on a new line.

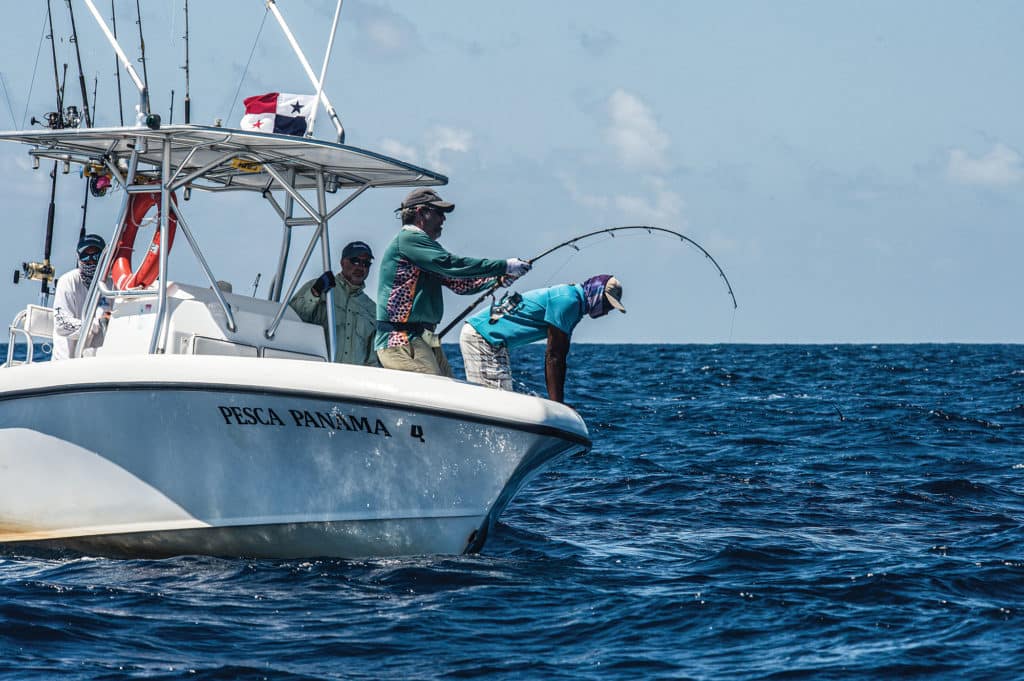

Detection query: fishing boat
xmin=0 ymin=4 xmax=590 ymax=559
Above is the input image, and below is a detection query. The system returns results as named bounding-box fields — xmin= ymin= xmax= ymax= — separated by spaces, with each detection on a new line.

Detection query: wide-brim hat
xmin=604 ymin=276 xmax=626 ymax=313
xmin=400 ymin=188 xmax=455 ymax=213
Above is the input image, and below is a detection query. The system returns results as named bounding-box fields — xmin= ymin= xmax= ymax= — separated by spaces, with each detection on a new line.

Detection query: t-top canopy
xmin=0 ymin=124 xmax=446 ymax=192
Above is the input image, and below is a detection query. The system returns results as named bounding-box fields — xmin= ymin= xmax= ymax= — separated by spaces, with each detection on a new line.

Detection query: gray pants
xmin=459 ymin=323 xmax=513 ymax=390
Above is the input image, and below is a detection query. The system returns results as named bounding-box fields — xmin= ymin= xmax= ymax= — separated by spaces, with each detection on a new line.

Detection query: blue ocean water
xmin=1 ymin=343 xmax=1022 ymax=679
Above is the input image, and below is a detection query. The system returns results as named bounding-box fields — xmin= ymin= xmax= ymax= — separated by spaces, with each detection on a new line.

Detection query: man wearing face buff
xmin=52 ymin=233 xmax=110 ymax=361
xmin=459 ymin=274 xmax=625 ymax=404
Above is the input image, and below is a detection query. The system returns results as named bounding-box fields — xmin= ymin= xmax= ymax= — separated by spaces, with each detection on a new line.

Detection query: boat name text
xmin=217 ymin=405 xmax=394 ymax=437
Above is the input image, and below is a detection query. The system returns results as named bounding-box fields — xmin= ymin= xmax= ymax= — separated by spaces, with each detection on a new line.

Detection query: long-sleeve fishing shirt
xmin=374 ymin=225 xmax=506 ymax=350
xmin=289 ymin=275 xmax=379 ymax=366
xmin=51 ymin=268 xmax=103 ymax=361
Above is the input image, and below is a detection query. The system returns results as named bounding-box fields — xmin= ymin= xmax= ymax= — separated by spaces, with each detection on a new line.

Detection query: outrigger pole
xmin=308 ymin=0 xmax=343 ymax=137
xmin=82 ymin=0 xmax=148 ymax=118
xmin=265 ymin=0 xmax=345 ymax=143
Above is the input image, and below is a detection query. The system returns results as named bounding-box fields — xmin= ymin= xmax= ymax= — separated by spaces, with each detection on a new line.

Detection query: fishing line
xmin=224 ymin=7 xmax=269 ymax=123
xmin=0 ymin=74 xmax=17 ymax=129
xmin=21 ymin=10 xmax=48 ymax=128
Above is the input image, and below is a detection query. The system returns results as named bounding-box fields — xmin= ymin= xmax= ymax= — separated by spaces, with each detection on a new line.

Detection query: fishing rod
xmin=75 ymin=76 xmax=102 ymax=240
xmin=65 ymin=0 xmax=92 ymax=128
xmin=67 ymin=0 xmax=97 ymax=239
xmin=437 ymin=225 xmax=738 ymax=339
xmin=182 ymin=0 xmax=190 ymax=123
xmin=46 ymin=0 xmax=63 ymax=127
xmin=27 ymin=0 xmax=65 ymax=303
xmin=134 ymin=0 xmax=149 ymax=91
xmin=110 ymin=0 xmax=124 ymax=125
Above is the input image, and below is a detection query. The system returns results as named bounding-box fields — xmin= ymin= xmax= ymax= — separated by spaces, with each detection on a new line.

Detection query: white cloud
xmin=378 ymin=127 xmax=472 ymax=173
xmin=345 ymin=2 xmax=422 ymax=61
xmin=425 ymin=126 xmax=472 ymax=173
xmin=613 ymin=178 xmax=683 ymax=224
xmin=947 ymin=144 xmax=1023 ymax=187
xmin=379 ymin=138 xmax=418 ymax=164
xmin=605 ymin=89 xmax=670 ymax=171
xmin=559 ymin=173 xmax=609 ymax=210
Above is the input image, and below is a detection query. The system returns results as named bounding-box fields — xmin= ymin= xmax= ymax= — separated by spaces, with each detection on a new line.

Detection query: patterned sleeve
xmin=53 ymin=306 xmax=83 ymax=338
xmin=52 ymin=276 xmax=83 ymax=339
xmin=440 ymin=275 xmax=500 ymax=295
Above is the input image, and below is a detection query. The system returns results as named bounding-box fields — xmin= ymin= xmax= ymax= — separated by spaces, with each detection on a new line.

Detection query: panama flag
xmin=240 ymin=92 xmax=316 ymax=136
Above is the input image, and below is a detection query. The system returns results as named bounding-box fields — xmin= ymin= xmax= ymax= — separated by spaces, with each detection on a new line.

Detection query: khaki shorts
xmin=377 ymin=332 xmax=453 ymax=378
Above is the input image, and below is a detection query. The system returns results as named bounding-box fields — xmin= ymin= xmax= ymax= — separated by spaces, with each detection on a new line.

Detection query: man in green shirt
xmin=375 ymin=188 xmax=532 ymax=376
xmin=290 ymin=240 xmax=379 ymax=366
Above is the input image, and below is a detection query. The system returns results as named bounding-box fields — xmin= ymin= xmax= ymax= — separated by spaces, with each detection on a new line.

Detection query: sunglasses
xmin=348 ymin=258 xmax=372 ymax=267
xmin=79 ymin=250 xmax=101 ymax=263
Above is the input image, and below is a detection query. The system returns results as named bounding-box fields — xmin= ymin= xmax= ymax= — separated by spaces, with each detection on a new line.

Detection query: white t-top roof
xmin=0 ymin=124 xmax=446 ymax=192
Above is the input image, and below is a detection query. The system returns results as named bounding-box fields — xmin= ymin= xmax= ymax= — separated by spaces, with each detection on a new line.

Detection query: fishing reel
xmin=30 ymin=105 xmax=82 ymax=130
xmin=13 ymin=260 xmax=54 ymax=286
xmin=83 ymin=164 xmax=112 ymax=197
xmin=488 ymin=291 xmax=523 ymax=324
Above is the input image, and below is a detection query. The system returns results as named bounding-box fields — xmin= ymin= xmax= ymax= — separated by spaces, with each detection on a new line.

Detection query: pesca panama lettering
xmin=218 ymin=405 xmax=286 ymax=426
xmin=287 ymin=409 xmax=392 ymax=437
xmin=216 ymin=404 xmax=393 ymax=437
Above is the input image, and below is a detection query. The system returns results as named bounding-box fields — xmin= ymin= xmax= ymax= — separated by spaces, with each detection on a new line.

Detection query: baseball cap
xmin=341 ymin=241 xmax=373 ymax=260
xmin=399 ymin=188 xmax=455 ymax=213
xmin=604 ymin=276 xmax=626 ymax=313
xmin=77 ymin=233 xmax=106 ymax=257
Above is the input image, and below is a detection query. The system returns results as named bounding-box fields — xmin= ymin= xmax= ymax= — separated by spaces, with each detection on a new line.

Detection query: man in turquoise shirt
xmin=460 ymin=275 xmax=625 ymax=403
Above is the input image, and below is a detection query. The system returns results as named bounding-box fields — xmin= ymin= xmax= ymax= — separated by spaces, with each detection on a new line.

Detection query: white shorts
xmin=459 ymin=323 xmax=513 ymax=391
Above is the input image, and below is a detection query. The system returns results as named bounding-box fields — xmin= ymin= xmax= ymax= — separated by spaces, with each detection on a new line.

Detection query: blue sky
xmin=0 ymin=1 xmax=1021 ymax=343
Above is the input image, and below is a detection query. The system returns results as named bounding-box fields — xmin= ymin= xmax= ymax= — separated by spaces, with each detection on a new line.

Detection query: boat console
xmin=99 ymin=282 xmax=327 ymax=361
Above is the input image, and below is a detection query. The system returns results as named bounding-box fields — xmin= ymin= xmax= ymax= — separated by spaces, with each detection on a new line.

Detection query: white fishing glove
xmin=505 ymin=258 xmax=532 ymax=278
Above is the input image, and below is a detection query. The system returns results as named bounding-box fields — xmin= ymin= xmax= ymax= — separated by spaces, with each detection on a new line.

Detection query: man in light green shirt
xmin=289 ymin=241 xmax=379 ymax=366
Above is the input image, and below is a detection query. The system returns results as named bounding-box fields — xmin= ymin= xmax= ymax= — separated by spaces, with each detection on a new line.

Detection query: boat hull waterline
xmin=0 ymin=357 xmax=590 ymax=558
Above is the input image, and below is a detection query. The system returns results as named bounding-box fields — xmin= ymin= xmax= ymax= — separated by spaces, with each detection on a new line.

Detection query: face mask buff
xmin=79 ymin=260 xmax=98 ymax=286
xmin=582 ymin=274 xmax=613 ymax=318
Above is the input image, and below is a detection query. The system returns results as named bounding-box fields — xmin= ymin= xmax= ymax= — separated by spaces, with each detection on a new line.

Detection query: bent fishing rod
xmin=437 ymin=225 xmax=738 ymax=339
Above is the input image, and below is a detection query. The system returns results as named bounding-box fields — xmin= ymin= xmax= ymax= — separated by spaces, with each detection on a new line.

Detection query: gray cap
xmin=400 ymin=188 xmax=455 ymax=213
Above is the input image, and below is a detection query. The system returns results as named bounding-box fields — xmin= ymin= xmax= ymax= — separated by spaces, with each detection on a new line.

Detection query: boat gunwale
xmin=0 ymin=381 xmax=593 ymax=448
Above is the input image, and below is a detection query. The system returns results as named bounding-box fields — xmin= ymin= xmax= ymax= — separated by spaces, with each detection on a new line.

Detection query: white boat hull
xmin=0 ymin=356 xmax=590 ymax=558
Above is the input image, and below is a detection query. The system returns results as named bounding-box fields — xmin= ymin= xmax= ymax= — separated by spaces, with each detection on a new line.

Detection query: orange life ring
xmin=111 ymin=189 xmax=178 ymax=289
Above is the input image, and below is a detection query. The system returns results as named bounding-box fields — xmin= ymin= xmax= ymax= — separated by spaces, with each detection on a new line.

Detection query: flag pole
xmin=265 ymin=0 xmax=345 ymax=142
xmin=308 ymin=0 xmax=343 ymax=139
xmin=82 ymin=0 xmax=150 ymax=125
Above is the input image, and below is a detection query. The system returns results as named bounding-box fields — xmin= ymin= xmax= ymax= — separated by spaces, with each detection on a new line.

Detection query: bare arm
xmin=544 ymin=325 xmax=571 ymax=403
